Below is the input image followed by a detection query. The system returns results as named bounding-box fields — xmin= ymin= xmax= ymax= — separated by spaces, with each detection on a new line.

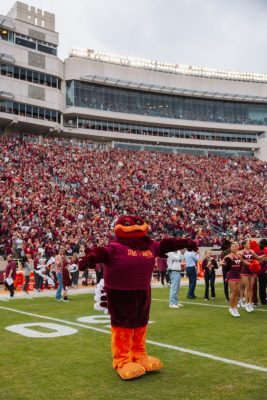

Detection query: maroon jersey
xmin=104 ymin=241 xmax=161 ymax=290
xmin=240 ymin=250 xmax=256 ymax=276
xmin=225 ymin=255 xmax=242 ymax=281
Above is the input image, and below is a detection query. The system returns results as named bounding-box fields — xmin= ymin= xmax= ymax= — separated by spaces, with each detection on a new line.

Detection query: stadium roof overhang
xmin=80 ymin=74 xmax=267 ymax=103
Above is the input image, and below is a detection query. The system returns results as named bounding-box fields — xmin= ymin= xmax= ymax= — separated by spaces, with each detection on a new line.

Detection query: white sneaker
xmin=169 ymin=304 xmax=179 ymax=309
xmin=177 ymin=303 xmax=184 ymax=307
xmin=240 ymin=301 xmax=246 ymax=308
xmin=249 ymin=303 xmax=254 ymax=311
xmin=245 ymin=303 xmax=252 ymax=312
xmin=229 ymin=308 xmax=238 ymax=317
xmin=234 ymin=308 xmax=240 ymax=317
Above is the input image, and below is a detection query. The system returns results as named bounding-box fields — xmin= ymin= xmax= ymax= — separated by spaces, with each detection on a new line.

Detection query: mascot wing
xmin=159 ymin=238 xmax=198 ymax=257
xmin=79 ymin=247 xmax=109 ymax=271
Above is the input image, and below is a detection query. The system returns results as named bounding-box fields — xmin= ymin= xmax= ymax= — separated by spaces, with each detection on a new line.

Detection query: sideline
xmin=152 ymin=298 xmax=267 ymax=312
xmin=0 ymin=305 xmax=266 ymax=373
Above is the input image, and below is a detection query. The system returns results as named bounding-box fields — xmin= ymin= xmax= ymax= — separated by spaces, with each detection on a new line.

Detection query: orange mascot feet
xmin=111 ymin=327 xmax=146 ymax=380
xmin=116 ymin=362 xmax=146 ymax=380
xmin=135 ymin=355 xmax=163 ymax=372
xmin=132 ymin=326 xmax=163 ymax=372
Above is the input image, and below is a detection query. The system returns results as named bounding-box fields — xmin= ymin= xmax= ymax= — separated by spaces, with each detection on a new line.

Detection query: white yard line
xmin=152 ymin=298 xmax=267 ymax=312
xmin=0 ymin=305 xmax=266 ymax=373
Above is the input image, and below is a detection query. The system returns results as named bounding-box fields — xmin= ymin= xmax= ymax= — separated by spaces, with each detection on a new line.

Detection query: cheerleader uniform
xmin=240 ymin=250 xmax=256 ymax=277
xmin=225 ymin=255 xmax=242 ymax=282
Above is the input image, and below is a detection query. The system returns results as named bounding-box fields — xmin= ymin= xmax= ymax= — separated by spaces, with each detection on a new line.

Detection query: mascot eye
xmin=136 ymin=220 xmax=142 ymax=225
xmin=123 ymin=221 xmax=131 ymax=226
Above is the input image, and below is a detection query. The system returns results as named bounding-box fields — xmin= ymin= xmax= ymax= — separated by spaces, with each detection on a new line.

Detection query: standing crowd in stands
xmin=0 ymin=134 xmax=266 ymax=305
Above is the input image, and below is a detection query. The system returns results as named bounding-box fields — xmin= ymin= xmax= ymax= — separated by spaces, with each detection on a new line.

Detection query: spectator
xmin=220 ymin=239 xmax=232 ymax=302
xmin=55 ymin=248 xmax=65 ymax=301
xmin=21 ymin=255 xmax=32 ymax=294
xmin=166 ymin=250 xmax=184 ymax=308
xmin=201 ymin=251 xmax=218 ymax=300
xmin=184 ymin=246 xmax=199 ymax=299
xmin=0 ymin=134 xmax=266 ymax=259
xmin=62 ymin=260 xmax=72 ymax=302
xmin=156 ymin=256 xmax=170 ymax=287
xmin=257 ymin=239 xmax=267 ymax=305
xmin=5 ymin=254 xmax=17 ymax=299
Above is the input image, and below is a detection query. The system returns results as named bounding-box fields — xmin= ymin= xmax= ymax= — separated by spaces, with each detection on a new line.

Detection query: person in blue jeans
xmin=55 ymin=248 xmax=65 ymax=301
xmin=56 ymin=271 xmax=63 ymax=300
xmin=184 ymin=248 xmax=199 ymax=299
xmin=167 ymin=250 xmax=184 ymax=308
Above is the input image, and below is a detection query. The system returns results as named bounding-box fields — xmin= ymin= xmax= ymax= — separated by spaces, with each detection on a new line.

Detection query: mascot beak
xmin=114 ymin=223 xmax=149 ymax=238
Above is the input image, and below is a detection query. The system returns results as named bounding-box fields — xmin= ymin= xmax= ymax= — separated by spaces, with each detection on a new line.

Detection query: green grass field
xmin=0 ymin=284 xmax=266 ymax=400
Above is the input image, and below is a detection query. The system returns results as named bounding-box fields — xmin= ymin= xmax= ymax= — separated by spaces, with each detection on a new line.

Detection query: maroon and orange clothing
xmin=80 ymin=237 xmax=194 ymax=329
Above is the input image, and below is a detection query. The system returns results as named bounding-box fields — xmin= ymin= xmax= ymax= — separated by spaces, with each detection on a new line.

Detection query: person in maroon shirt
xmin=5 ymin=254 xmax=17 ymax=298
xmin=80 ymin=215 xmax=197 ymax=380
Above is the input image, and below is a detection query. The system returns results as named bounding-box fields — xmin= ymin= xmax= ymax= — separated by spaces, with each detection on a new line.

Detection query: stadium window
xmin=45 ymin=109 xmax=51 ymax=121
xmin=51 ymin=110 xmax=57 ymax=122
xmin=102 ymin=121 xmax=108 ymax=131
xmin=45 ymin=75 xmax=52 ymax=86
xmin=0 ymin=64 xmax=7 ymax=76
xmin=14 ymin=66 xmax=20 ymax=79
xmin=8 ymin=31 xmax=14 ymax=42
xmin=19 ymin=103 xmax=26 ymax=116
xmin=39 ymin=108 xmax=45 ymax=119
xmin=26 ymin=70 xmax=33 ymax=82
xmin=6 ymin=100 xmax=12 ymax=113
xmin=37 ymin=43 xmax=57 ymax=56
xmin=26 ymin=104 xmax=32 ymax=118
xmin=0 ymin=100 xmax=6 ymax=112
xmin=6 ymin=65 xmax=13 ymax=77
xmin=32 ymin=106 xmax=38 ymax=119
xmin=39 ymin=73 xmax=45 ymax=85
xmin=20 ymin=68 xmax=26 ymax=81
xmin=33 ymin=71 xmax=39 ymax=84
xmin=51 ymin=76 xmax=57 ymax=88
xmin=15 ymin=37 xmax=36 ymax=49
xmin=13 ymin=102 xmax=19 ymax=115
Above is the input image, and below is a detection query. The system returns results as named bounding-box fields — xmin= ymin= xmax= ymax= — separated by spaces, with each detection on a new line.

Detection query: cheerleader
xmin=238 ymin=240 xmax=265 ymax=312
xmin=222 ymin=242 xmax=242 ymax=317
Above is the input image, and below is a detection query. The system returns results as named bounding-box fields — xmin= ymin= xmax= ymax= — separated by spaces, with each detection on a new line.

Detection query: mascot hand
xmin=94 ymin=279 xmax=109 ymax=315
xmin=187 ymin=238 xmax=198 ymax=252
xmin=160 ymin=237 xmax=198 ymax=256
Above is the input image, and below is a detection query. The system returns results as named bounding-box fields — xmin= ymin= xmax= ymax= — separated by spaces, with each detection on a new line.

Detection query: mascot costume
xmin=79 ymin=215 xmax=197 ymax=380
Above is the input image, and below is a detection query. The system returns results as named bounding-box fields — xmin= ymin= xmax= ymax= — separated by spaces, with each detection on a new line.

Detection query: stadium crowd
xmin=0 ymin=134 xmax=266 ymax=261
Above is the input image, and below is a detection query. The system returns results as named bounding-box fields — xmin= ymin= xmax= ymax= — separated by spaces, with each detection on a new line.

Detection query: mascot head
xmin=114 ymin=216 xmax=149 ymax=239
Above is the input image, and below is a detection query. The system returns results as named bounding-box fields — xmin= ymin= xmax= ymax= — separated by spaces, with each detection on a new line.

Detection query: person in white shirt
xmin=167 ymin=250 xmax=185 ymax=308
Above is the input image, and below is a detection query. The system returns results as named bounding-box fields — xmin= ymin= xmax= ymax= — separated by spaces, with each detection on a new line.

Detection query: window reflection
xmin=66 ymin=80 xmax=267 ymax=126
